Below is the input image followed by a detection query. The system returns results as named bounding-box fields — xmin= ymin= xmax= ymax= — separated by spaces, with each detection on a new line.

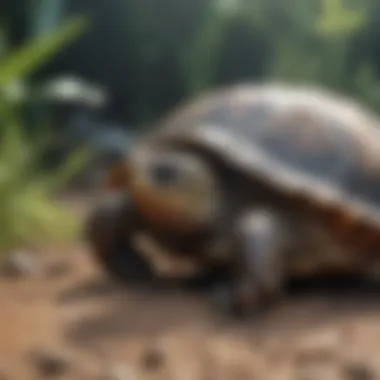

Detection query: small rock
xmin=104 ymin=363 xmax=134 ymax=380
xmin=342 ymin=361 xmax=376 ymax=380
xmin=140 ymin=347 xmax=165 ymax=371
xmin=29 ymin=347 xmax=73 ymax=377
xmin=1 ymin=251 xmax=41 ymax=278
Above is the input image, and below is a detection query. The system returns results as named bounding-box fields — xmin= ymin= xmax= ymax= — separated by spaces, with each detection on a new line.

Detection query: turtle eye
xmin=147 ymin=163 xmax=182 ymax=187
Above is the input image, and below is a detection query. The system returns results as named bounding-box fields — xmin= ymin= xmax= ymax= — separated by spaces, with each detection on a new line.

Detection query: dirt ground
xmin=2 ymin=196 xmax=380 ymax=380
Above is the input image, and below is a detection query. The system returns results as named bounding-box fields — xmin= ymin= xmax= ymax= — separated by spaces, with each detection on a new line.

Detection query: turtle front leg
xmin=211 ymin=209 xmax=287 ymax=317
xmin=84 ymin=192 xmax=157 ymax=285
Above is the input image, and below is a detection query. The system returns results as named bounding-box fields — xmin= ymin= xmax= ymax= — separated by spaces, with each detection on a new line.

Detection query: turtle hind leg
xmin=210 ymin=209 xmax=289 ymax=318
xmin=84 ymin=193 xmax=157 ymax=285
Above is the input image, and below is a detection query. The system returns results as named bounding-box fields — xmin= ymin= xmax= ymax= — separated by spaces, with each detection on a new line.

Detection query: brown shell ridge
xmin=159 ymin=124 xmax=380 ymax=228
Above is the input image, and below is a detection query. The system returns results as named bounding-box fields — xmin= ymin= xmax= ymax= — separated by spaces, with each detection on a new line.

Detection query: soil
xmin=2 ymin=195 xmax=380 ymax=380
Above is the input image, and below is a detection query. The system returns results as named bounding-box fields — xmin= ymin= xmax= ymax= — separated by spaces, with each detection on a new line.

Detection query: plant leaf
xmin=0 ymin=15 xmax=89 ymax=85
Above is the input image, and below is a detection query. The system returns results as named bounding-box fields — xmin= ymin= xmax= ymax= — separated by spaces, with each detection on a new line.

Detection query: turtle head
xmin=128 ymin=148 xmax=220 ymax=232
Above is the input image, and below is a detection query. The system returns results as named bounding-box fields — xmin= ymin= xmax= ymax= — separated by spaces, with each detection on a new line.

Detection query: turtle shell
xmin=136 ymin=82 xmax=380 ymax=238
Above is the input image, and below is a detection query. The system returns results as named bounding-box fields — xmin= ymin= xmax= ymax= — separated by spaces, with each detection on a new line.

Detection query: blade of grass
xmin=0 ymin=15 xmax=89 ymax=85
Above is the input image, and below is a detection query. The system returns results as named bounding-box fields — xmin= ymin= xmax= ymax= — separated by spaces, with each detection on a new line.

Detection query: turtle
xmin=84 ymin=82 xmax=380 ymax=317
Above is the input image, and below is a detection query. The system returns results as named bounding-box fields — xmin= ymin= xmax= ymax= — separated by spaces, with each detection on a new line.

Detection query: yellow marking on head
xmin=128 ymin=146 xmax=220 ymax=233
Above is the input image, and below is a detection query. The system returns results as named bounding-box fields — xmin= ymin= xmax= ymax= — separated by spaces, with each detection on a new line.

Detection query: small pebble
xmin=342 ymin=361 xmax=376 ymax=380
xmin=1 ymin=250 xmax=40 ymax=278
xmin=140 ymin=347 xmax=165 ymax=371
xmin=29 ymin=347 xmax=73 ymax=377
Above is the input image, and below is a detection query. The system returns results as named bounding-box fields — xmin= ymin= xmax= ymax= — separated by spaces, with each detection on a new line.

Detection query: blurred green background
xmin=0 ymin=0 xmax=380 ymax=255
xmin=3 ymin=0 xmax=380 ymax=125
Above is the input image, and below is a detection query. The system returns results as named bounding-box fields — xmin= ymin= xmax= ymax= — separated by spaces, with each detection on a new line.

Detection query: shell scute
xmin=153 ymin=83 xmax=380 ymax=227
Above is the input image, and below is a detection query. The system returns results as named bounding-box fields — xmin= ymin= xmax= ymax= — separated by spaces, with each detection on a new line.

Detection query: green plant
xmin=0 ymin=15 xmax=88 ymax=85
xmin=0 ymin=15 xmax=90 ymax=255
xmin=180 ymin=0 xmax=380 ymax=113
xmin=181 ymin=3 xmax=231 ymax=95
